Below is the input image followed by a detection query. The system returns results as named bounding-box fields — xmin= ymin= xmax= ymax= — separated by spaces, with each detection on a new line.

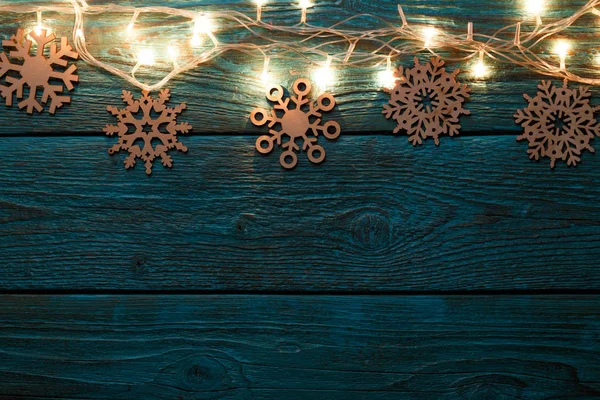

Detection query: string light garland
xmin=2 ymin=0 xmax=600 ymax=92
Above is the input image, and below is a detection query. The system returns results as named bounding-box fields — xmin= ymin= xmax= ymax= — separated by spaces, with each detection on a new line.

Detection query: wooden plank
xmin=0 ymin=294 xmax=599 ymax=399
xmin=1 ymin=135 xmax=600 ymax=291
xmin=1 ymin=0 xmax=599 ymax=134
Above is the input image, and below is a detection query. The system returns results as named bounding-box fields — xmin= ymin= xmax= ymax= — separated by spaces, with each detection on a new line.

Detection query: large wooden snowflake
xmin=103 ymin=90 xmax=192 ymax=175
xmin=0 ymin=28 xmax=79 ymax=114
xmin=383 ymin=57 xmax=471 ymax=145
xmin=250 ymin=78 xmax=341 ymax=169
xmin=515 ymin=81 xmax=600 ymax=167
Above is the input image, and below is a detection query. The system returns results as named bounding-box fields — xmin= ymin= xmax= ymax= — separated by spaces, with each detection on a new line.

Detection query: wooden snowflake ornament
xmin=103 ymin=90 xmax=192 ymax=175
xmin=0 ymin=28 xmax=79 ymax=114
xmin=515 ymin=81 xmax=600 ymax=168
xmin=383 ymin=57 xmax=471 ymax=145
xmin=250 ymin=78 xmax=341 ymax=169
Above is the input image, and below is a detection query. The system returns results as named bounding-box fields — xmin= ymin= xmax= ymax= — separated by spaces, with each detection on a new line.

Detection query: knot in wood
xmin=351 ymin=212 xmax=391 ymax=251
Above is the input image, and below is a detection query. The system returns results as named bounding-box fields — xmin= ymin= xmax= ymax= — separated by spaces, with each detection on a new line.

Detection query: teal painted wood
xmin=0 ymin=295 xmax=599 ymax=399
xmin=1 ymin=136 xmax=599 ymax=291
xmin=0 ymin=0 xmax=599 ymax=134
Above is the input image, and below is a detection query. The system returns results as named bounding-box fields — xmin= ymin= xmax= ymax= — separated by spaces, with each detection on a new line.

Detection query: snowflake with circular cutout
xmin=383 ymin=57 xmax=471 ymax=145
xmin=0 ymin=28 xmax=79 ymax=114
xmin=250 ymin=78 xmax=341 ymax=169
xmin=514 ymin=81 xmax=600 ymax=168
xmin=103 ymin=89 xmax=192 ymax=175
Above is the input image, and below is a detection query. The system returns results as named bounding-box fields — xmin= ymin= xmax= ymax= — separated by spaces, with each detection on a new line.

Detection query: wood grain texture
xmin=1 ymin=0 xmax=600 ymax=134
xmin=0 ymin=294 xmax=599 ymax=399
xmin=1 ymin=135 xmax=600 ymax=291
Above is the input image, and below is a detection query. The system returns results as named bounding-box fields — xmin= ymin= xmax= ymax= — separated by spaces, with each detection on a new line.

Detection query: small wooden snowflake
xmin=515 ymin=81 xmax=600 ymax=168
xmin=103 ymin=90 xmax=192 ymax=175
xmin=0 ymin=28 xmax=79 ymax=114
xmin=383 ymin=57 xmax=471 ymax=145
xmin=250 ymin=78 xmax=341 ymax=169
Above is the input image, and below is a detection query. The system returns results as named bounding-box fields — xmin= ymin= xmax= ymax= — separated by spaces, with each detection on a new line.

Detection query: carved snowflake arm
xmin=383 ymin=103 xmax=402 ymax=120
xmin=282 ymin=137 xmax=300 ymax=152
xmin=0 ymin=52 xmax=20 ymax=78
xmin=17 ymin=87 xmax=43 ymax=114
xmin=49 ymin=65 xmax=79 ymax=91
xmin=157 ymin=149 xmax=174 ymax=168
xmin=103 ymin=124 xmax=121 ymax=136
xmin=301 ymin=136 xmax=318 ymax=151
xmin=308 ymin=119 xmax=323 ymax=137
xmin=291 ymin=95 xmax=309 ymax=109
xmin=28 ymin=30 xmax=56 ymax=57
xmin=48 ymin=38 xmax=78 ymax=66
xmin=122 ymin=146 xmax=143 ymax=169
xmin=537 ymin=81 xmax=553 ymax=99
xmin=121 ymin=91 xmax=139 ymax=110
xmin=273 ymin=97 xmax=290 ymax=111
xmin=0 ymin=76 xmax=25 ymax=106
xmin=173 ymin=121 xmax=192 ymax=135
xmin=3 ymin=30 xmax=31 ymax=59
xmin=269 ymin=129 xmax=284 ymax=145
xmin=41 ymin=84 xmax=71 ymax=114
xmin=307 ymin=102 xmax=323 ymax=118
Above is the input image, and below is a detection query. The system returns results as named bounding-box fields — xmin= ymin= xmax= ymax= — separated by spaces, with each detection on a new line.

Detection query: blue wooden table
xmin=1 ymin=0 xmax=599 ymax=398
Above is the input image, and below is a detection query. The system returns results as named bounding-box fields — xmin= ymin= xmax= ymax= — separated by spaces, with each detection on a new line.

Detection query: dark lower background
xmin=1 ymin=0 xmax=599 ymax=398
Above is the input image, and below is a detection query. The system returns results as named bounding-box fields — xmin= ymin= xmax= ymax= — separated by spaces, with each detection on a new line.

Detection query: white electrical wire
xmin=0 ymin=0 xmax=598 ymax=91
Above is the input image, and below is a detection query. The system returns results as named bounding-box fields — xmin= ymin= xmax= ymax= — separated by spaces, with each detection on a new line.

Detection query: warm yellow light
xmin=473 ymin=60 xmax=490 ymax=79
xmin=526 ymin=0 xmax=544 ymax=16
xmin=378 ymin=70 xmax=397 ymax=89
xmin=33 ymin=24 xmax=51 ymax=36
xmin=554 ymin=40 xmax=571 ymax=70
xmin=138 ymin=49 xmax=156 ymax=66
xmin=255 ymin=0 xmax=265 ymax=5
xmin=191 ymin=33 xmax=203 ymax=47
xmin=299 ymin=0 xmax=313 ymax=9
xmin=75 ymin=28 xmax=84 ymax=38
xmin=378 ymin=56 xmax=397 ymax=89
xmin=423 ymin=27 xmax=438 ymax=48
xmin=195 ymin=13 xmax=213 ymax=34
xmin=168 ymin=45 xmax=180 ymax=61
xmin=32 ymin=11 xmax=51 ymax=36
xmin=261 ymin=57 xmax=272 ymax=85
xmin=315 ymin=58 xmax=335 ymax=89
xmin=125 ymin=22 xmax=136 ymax=40
xmin=554 ymin=40 xmax=571 ymax=58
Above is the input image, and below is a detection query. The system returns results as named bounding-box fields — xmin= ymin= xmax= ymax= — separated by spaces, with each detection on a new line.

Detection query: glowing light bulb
xmin=191 ymin=33 xmax=203 ymax=47
xmin=261 ymin=57 xmax=272 ymax=85
xmin=299 ymin=0 xmax=312 ymax=23
xmin=33 ymin=11 xmax=51 ymax=36
xmin=194 ymin=13 xmax=213 ymax=34
xmin=33 ymin=24 xmax=51 ymax=36
xmin=75 ymin=28 xmax=84 ymax=38
xmin=125 ymin=22 xmax=135 ymax=40
xmin=378 ymin=70 xmax=396 ymax=90
xmin=168 ymin=45 xmax=180 ymax=61
xmin=473 ymin=60 xmax=490 ymax=79
xmin=125 ymin=11 xmax=140 ymax=41
xmin=193 ymin=13 xmax=219 ymax=46
xmin=554 ymin=40 xmax=571 ymax=59
xmin=378 ymin=56 xmax=397 ymax=89
xmin=138 ymin=49 xmax=156 ymax=66
xmin=315 ymin=57 xmax=335 ymax=90
xmin=423 ymin=27 xmax=438 ymax=48
xmin=526 ymin=0 xmax=544 ymax=25
xmin=554 ymin=40 xmax=571 ymax=70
